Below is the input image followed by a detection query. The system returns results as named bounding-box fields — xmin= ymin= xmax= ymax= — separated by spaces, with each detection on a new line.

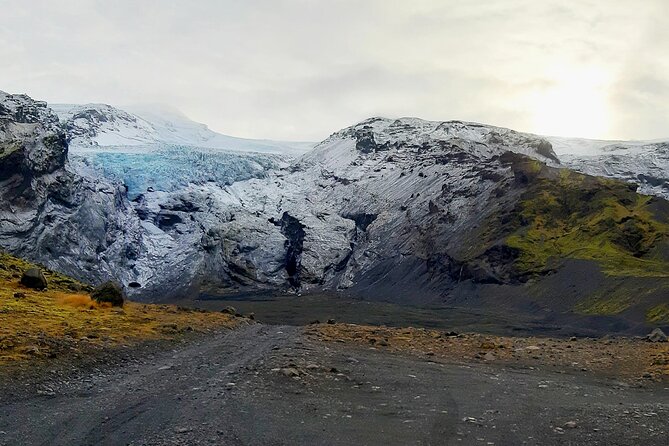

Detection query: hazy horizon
xmin=1 ymin=0 xmax=667 ymax=142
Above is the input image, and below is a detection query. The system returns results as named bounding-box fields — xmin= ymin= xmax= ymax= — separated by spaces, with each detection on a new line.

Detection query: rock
xmin=160 ymin=323 xmax=178 ymax=332
xmin=220 ymin=306 xmax=237 ymax=315
xmin=280 ymin=367 xmax=300 ymax=377
xmin=91 ymin=281 xmax=126 ymax=307
xmin=327 ymin=318 xmax=336 ymax=324
xmin=646 ymin=328 xmax=667 ymax=343
xmin=564 ymin=421 xmax=578 ymax=429
xmin=246 ymin=312 xmax=255 ymax=320
xmin=483 ymin=352 xmax=496 ymax=361
xmin=20 ymin=268 xmax=47 ymax=290
xmin=13 ymin=292 xmax=26 ymax=299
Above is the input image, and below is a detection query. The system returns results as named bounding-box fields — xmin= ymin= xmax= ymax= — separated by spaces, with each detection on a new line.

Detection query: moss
xmin=575 ymin=293 xmax=634 ymax=315
xmin=0 ymin=141 xmax=21 ymax=159
xmin=503 ymin=165 xmax=669 ymax=277
xmin=0 ymin=251 xmax=91 ymax=293
xmin=647 ymin=304 xmax=669 ymax=324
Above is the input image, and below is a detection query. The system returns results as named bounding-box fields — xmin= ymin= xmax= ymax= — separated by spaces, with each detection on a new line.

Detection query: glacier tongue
xmin=68 ymin=145 xmax=291 ymax=199
xmin=52 ymin=102 xmax=314 ymax=155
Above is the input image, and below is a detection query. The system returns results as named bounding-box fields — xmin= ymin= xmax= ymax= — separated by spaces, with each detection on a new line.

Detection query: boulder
xmin=646 ymin=328 xmax=667 ymax=343
xmin=91 ymin=281 xmax=126 ymax=307
xmin=221 ymin=306 xmax=237 ymax=315
xmin=20 ymin=268 xmax=47 ymax=290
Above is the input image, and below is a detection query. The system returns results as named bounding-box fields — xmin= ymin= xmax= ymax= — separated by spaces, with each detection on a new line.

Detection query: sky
xmin=0 ymin=0 xmax=667 ymax=142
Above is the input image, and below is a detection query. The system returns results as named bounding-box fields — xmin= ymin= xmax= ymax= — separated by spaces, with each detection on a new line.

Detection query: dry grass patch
xmin=307 ymin=323 xmax=669 ymax=382
xmin=0 ymin=252 xmax=240 ymax=365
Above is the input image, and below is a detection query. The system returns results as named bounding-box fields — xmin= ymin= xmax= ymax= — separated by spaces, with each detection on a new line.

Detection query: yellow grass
xmin=0 ymin=252 xmax=240 ymax=364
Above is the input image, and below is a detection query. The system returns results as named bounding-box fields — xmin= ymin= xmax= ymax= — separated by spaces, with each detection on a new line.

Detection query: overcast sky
xmin=0 ymin=0 xmax=666 ymax=141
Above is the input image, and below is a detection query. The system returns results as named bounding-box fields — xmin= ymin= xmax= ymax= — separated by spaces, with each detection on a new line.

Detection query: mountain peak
xmin=309 ymin=116 xmax=560 ymax=167
xmin=52 ymin=102 xmax=314 ymax=154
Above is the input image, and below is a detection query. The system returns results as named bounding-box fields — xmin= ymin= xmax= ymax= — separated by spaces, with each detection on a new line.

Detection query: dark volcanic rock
xmin=20 ymin=268 xmax=47 ymax=290
xmin=91 ymin=281 xmax=126 ymax=307
xmin=275 ymin=212 xmax=306 ymax=287
xmin=646 ymin=328 xmax=667 ymax=343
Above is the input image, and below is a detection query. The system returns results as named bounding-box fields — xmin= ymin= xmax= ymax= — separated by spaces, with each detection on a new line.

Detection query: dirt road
xmin=0 ymin=324 xmax=667 ymax=445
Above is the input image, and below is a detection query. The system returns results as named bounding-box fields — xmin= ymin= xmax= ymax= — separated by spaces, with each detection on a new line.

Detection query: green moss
xmin=576 ymin=293 xmax=633 ymax=315
xmin=646 ymin=304 xmax=669 ymax=324
xmin=0 ymin=141 xmax=21 ymax=159
xmin=504 ymin=166 xmax=669 ymax=277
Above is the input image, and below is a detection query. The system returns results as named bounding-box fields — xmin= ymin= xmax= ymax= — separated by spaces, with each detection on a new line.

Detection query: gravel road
xmin=0 ymin=324 xmax=667 ymax=445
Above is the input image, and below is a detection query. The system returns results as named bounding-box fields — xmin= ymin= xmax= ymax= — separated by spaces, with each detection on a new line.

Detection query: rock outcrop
xmin=20 ymin=268 xmax=47 ymax=290
xmin=646 ymin=328 xmax=668 ymax=343
xmin=0 ymin=91 xmax=143 ymax=289
xmin=91 ymin=281 xmax=126 ymax=307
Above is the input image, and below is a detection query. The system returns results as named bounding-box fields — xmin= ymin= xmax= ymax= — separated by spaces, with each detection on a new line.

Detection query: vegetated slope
xmin=444 ymin=154 xmax=669 ymax=333
xmin=0 ymin=251 xmax=238 ymax=364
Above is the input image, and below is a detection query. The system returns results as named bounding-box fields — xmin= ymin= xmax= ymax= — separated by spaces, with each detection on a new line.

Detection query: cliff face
xmin=0 ymin=91 xmax=142 ymax=287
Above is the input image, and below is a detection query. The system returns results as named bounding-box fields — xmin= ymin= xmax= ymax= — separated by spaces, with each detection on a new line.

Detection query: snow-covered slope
xmin=52 ymin=103 xmax=313 ymax=155
xmin=548 ymin=136 xmax=669 ymax=199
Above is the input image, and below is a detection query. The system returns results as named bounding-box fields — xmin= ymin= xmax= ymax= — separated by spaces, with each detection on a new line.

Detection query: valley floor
xmin=0 ymin=324 xmax=667 ymax=446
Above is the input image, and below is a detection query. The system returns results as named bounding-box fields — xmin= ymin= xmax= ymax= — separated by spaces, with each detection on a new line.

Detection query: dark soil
xmin=0 ymin=324 xmax=667 ymax=445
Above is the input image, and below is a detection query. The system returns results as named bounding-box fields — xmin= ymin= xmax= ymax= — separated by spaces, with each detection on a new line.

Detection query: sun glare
xmin=530 ymin=65 xmax=612 ymax=139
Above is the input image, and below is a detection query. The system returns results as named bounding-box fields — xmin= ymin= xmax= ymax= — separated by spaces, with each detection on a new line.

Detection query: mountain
xmin=548 ymin=136 xmax=669 ymax=200
xmin=2 ymin=91 xmax=669 ymax=335
xmin=52 ymin=103 xmax=314 ymax=155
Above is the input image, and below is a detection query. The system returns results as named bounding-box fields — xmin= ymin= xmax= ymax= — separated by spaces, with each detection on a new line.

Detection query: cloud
xmin=0 ymin=0 xmax=666 ymax=141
